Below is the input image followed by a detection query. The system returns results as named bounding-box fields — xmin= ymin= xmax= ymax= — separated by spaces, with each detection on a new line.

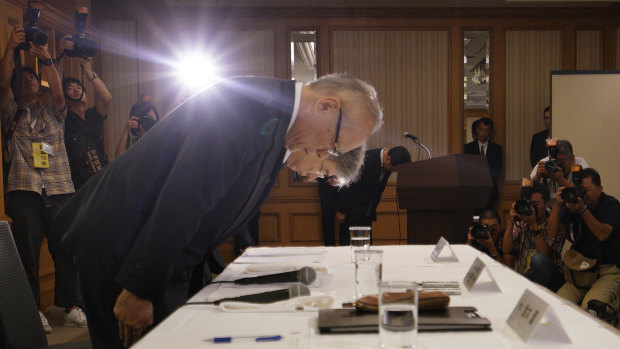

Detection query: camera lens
xmin=471 ymin=223 xmax=490 ymax=240
xmin=561 ymin=187 xmax=578 ymax=204
xmin=514 ymin=200 xmax=533 ymax=216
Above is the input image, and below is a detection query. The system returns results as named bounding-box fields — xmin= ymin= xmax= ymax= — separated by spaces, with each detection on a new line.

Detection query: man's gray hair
xmin=307 ymin=74 xmax=383 ymax=133
xmin=556 ymin=140 xmax=573 ymax=156
xmin=330 ymin=144 xmax=367 ymax=187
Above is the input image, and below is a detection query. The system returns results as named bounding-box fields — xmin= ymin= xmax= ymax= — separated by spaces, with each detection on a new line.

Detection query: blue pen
xmin=206 ymin=335 xmax=283 ymax=343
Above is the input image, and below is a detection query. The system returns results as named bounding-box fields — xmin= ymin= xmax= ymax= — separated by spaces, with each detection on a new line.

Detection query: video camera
xmin=16 ymin=1 xmax=48 ymax=51
xmin=64 ymin=7 xmax=98 ymax=58
xmin=544 ymin=139 xmax=562 ymax=174
xmin=560 ymin=165 xmax=586 ymax=204
xmin=471 ymin=215 xmax=492 ymax=240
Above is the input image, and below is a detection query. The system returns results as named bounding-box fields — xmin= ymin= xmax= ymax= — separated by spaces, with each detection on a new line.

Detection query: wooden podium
xmin=396 ymin=154 xmax=492 ymax=245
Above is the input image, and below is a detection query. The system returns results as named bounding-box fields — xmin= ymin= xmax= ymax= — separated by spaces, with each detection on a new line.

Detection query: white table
xmin=134 ymin=245 xmax=620 ymax=348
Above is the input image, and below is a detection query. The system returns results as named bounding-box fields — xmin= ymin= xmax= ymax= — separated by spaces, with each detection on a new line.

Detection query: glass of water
xmin=354 ymin=249 xmax=383 ymax=300
xmin=350 ymin=226 xmax=371 ymax=262
xmin=379 ymin=281 xmax=419 ymax=349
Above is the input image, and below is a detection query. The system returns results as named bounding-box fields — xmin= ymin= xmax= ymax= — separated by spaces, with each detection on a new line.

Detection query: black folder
xmin=318 ymin=307 xmax=491 ymax=334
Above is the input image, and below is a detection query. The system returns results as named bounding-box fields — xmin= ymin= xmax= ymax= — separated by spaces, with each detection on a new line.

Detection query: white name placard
xmin=430 ymin=236 xmax=458 ymax=262
xmin=506 ymin=289 xmax=570 ymax=343
xmin=463 ymin=257 xmax=500 ymax=292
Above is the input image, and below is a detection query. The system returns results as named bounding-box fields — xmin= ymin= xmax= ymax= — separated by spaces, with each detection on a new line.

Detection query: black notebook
xmin=318 ymin=307 xmax=492 ymax=334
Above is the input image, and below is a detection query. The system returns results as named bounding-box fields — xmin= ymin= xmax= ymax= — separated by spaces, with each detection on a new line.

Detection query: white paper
xmin=430 ymin=236 xmax=459 ymax=262
xmin=463 ymin=257 xmax=500 ymax=292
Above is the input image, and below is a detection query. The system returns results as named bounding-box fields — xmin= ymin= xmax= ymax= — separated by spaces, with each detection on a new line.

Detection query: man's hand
xmin=335 ymin=212 xmax=346 ymax=223
xmin=28 ymin=43 xmax=52 ymax=61
xmin=76 ymin=57 xmax=94 ymax=76
xmin=113 ymin=289 xmax=153 ymax=347
xmin=478 ymin=234 xmax=497 ymax=254
xmin=565 ymin=196 xmax=586 ymax=213
xmin=8 ymin=27 xmax=26 ymax=50
xmin=521 ymin=210 xmax=537 ymax=230
xmin=534 ymin=160 xmax=547 ymax=181
xmin=126 ymin=116 xmax=139 ymax=131
xmin=466 ymin=227 xmax=474 ymax=246
xmin=547 ymin=167 xmax=564 ymax=184
xmin=58 ymin=34 xmax=73 ymax=52
xmin=556 ymin=187 xmax=565 ymax=205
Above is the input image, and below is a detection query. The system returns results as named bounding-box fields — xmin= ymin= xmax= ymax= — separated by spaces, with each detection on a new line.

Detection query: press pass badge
xmin=32 ymin=143 xmax=49 ymax=168
xmin=41 ymin=142 xmax=54 ymax=155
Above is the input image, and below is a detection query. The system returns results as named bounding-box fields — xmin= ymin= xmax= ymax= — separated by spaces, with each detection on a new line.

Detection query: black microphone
xmin=233 ymin=267 xmax=316 ymax=285
xmin=213 ymin=284 xmax=310 ymax=304
xmin=403 ymin=132 xmax=419 ymax=142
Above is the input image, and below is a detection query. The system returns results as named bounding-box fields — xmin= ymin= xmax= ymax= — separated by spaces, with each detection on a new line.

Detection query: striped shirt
xmin=1 ymin=98 xmax=74 ymax=195
xmin=511 ymin=214 xmax=565 ymax=274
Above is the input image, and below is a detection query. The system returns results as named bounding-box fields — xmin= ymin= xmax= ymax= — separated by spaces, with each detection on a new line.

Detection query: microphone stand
xmin=411 ymin=138 xmax=432 ymax=160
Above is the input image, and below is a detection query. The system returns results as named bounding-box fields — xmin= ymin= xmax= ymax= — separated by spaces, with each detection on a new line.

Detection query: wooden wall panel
xmin=576 ymin=30 xmax=602 ymax=70
xmin=258 ymin=213 xmax=280 ymax=242
xmin=331 ymin=30 xmax=449 ymax=162
xmin=505 ymin=30 xmax=562 ymax=180
xmin=290 ymin=212 xmax=323 ymax=242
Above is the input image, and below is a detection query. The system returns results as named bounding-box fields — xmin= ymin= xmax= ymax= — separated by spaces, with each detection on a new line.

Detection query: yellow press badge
xmin=32 ymin=142 xmax=49 ymax=168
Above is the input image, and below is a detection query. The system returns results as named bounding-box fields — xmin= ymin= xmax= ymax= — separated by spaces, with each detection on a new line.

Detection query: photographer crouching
xmin=549 ymin=168 xmax=620 ymax=320
xmin=501 ymin=184 xmax=566 ymax=291
xmin=466 ymin=209 xmax=505 ymax=262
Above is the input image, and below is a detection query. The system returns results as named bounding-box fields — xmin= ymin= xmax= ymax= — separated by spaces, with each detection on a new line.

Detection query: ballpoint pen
xmin=204 ymin=335 xmax=283 ymax=343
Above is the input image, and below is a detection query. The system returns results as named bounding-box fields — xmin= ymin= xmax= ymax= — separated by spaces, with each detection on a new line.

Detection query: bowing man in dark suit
xmin=530 ymin=106 xmax=550 ymax=167
xmin=54 ymin=74 xmax=383 ymax=348
xmin=464 ymin=117 xmax=503 ymax=209
xmin=335 ymin=146 xmax=411 ymax=245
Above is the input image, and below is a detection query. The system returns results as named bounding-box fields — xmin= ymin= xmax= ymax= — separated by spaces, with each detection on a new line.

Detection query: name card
xmin=507 ymin=289 xmax=570 ymax=343
xmin=463 ymin=257 xmax=500 ymax=292
xmin=430 ymin=236 xmax=458 ymax=262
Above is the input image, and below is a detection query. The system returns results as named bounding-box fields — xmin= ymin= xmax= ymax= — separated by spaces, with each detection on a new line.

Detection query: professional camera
xmin=64 ymin=8 xmax=98 ymax=58
xmin=129 ymin=102 xmax=157 ymax=136
xmin=560 ymin=166 xmax=586 ymax=204
xmin=514 ymin=199 xmax=536 ymax=216
xmin=16 ymin=1 xmax=48 ymax=51
xmin=471 ymin=216 xmax=492 ymax=240
xmin=544 ymin=139 xmax=561 ymax=174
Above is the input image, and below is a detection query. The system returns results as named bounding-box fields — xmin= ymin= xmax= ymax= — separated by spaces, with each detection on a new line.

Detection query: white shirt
xmin=528 ymin=156 xmax=589 ymax=179
xmin=283 ymin=82 xmax=303 ymax=163
xmin=479 ymin=141 xmax=488 ymax=155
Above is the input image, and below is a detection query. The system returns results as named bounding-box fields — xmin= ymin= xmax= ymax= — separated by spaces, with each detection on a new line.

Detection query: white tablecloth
xmin=133 ymin=245 xmax=620 ymax=348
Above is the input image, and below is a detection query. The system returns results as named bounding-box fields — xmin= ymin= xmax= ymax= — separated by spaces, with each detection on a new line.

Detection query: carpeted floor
xmin=43 ymin=305 xmax=91 ymax=345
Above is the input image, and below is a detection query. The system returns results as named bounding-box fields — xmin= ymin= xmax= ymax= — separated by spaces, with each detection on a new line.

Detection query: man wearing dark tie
xmin=464 ymin=117 xmax=502 ymax=209
xmin=335 ymin=146 xmax=411 ymax=245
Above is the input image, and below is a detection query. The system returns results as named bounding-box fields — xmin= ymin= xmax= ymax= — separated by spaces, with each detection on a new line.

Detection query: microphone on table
xmin=233 ymin=266 xmax=317 ymax=285
xmin=213 ymin=284 xmax=310 ymax=305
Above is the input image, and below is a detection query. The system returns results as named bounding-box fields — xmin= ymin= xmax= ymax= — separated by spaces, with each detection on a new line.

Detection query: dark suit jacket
xmin=464 ymin=139 xmax=502 ymax=206
xmin=530 ymin=129 xmax=549 ymax=167
xmin=55 ymin=77 xmax=295 ymax=303
xmin=336 ymin=148 xmax=390 ymax=224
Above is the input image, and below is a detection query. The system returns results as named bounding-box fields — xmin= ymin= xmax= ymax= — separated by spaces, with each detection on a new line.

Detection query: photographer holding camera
xmin=466 ymin=209 xmax=504 ymax=262
xmin=548 ymin=168 xmax=620 ymax=315
xmin=60 ymin=52 xmax=112 ymax=191
xmin=530 ymin=139 xmax=588 ymax=207
xmin=501 ymin=185 xmax=566 ymax=291
xmin=114 ymin=100 xmax=160 ymax=157
xmin=1 ymin=25 xmax=86 ymax=331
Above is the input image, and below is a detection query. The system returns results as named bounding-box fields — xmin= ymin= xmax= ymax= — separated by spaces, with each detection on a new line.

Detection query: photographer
xmin=501 ymin=185 xmax=566 ymax=291
xmin=0 ymin=27 xmax=85 ymax=332
xmin=530 ymin=139 xmax=588 ymax=207
xmin=550 ymin=168 xmax=620 ymax=314
xmin=60 ymin=42 xmax=112 ymax=190
xmin=114 ymin=100 xmax=159 ymax=157
xmin=466 ymin=209 xmax=505 ymax=262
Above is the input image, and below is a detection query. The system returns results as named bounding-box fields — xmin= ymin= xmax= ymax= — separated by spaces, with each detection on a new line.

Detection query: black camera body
xmin=16 ymin=3 xmax=48 ymax=51
xmin=471 ymin=222 xmax=492 ymax=240
xmin=129 ymin=102 xmax=157 ymax=137
xmin=561 ymin=169 xmax=586 ymax=204
xmin=65 ymin=8 xmax=98 ymax=58
xmin=515 ymin=199 xmax=536 ymax=216
xmin=544 ymin=158 xmax=562 ymax=173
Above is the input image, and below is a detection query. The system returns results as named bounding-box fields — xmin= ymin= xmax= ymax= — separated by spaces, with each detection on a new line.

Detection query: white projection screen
xmin=551 ymin=71 xmax=620 ymax=198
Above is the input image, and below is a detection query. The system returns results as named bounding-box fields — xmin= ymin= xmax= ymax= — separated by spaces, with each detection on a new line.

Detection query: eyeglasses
xmin=326 ymin=108 xmax=343 ymax=157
